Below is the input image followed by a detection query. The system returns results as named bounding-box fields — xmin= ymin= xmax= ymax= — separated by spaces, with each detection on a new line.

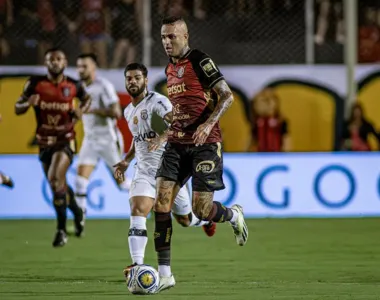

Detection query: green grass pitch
xmin=0 ymin=218 xmax=380 ymax=299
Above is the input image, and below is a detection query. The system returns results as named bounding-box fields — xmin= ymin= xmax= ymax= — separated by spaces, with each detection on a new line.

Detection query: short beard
xmin=49 ymin=68 xmax=64 ymax=78
xmin=127 ymin=84 xmax=146 ymax=98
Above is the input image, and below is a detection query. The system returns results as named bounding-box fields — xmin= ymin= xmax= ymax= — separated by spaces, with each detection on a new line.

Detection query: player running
xmin=153 ymin=16 xmax=249 ymax=291
xmin=15 ymin=48 xmax=91 ymax=247
xmin=75 ymin=53 xmax=127 ymax=228
xmin=113 ymin=63 xmax=216 ymax=277
xmin=0 ymin=114 xmax=14 ymax=189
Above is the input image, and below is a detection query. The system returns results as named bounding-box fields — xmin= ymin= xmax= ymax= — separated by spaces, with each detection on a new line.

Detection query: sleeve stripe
xmin=209 ymin=76 xmax=224 ymax=89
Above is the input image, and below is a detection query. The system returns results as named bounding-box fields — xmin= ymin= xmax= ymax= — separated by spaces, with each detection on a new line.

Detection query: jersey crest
xmin=177 ymin=66 xmax=185 ymax=78
xmin=140 ymin=109 xmax=148 ymax=120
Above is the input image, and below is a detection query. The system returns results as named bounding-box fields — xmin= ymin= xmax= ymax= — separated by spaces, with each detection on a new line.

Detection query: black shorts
xmin=39 ymin=141 xmax=76 ymax=166
xmin=156 ymin=142 xmax=225 ymax=192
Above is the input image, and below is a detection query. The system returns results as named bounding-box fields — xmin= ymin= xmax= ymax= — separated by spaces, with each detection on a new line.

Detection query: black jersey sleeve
xmin=67 ymin=77 xmax=89 ymax=103
xmin=189 ymin=49 xmax=224 ymax=89
xmin=21 ymin=76 xmax=41 ymax=99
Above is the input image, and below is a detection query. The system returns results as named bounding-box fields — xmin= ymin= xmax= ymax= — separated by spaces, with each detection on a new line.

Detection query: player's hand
xmin=113 ymin=160 xmax=129 ymax=183
xmin=146 ymin=136 xmax=165 ymax=152
xmin=193 ymin=122 xmax=214 ymax=146
xmin=28 ymin=94 xmax=40 ymax=106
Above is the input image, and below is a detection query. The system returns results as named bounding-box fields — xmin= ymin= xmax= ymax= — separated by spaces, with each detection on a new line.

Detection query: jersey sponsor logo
xmin=196 ymin=160 xmax=215 ymax=173
xmin=40 ymin=100 xmax=70 ymax=111
xmin=167 ymin=83 xmax=186 ymax=96
xmin=172 ymin=104 xmax=190 ymax=121
xmin=140 ymin=109 xmax=148 ymax=120
xmin=47 ymin=114 xmax=61 ymax=126
xmin=133 ymin=115 xmax=138 ymax=124
xmin=200 ymin=58 xmax=218 ymax=77
xmin=177 ymin=132 xmax=185 ymax=138
xmin=133 ymin=131 xmax=157 ymax=143
xmin=173 ymin=104 xmax=181 ymax=114
xmin=173 ymin=114 xmax=190 ymax=121
xmin=177 ymin=66 xmax=185 ymax=78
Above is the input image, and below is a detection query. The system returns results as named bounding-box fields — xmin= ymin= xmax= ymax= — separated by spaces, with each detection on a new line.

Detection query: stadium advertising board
xmin=1 ymin=65 xmax=380 ymax=153
xmin=0 ymin=153 xmax=379 ymax=218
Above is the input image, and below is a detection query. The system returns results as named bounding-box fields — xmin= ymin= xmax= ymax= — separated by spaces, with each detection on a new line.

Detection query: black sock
xmin=53 ymin=191 xmax=67 ymax=231
xmin=207 ymin=201 xmax=233 ymax=223
xmin=66 ymin=185 xmax=82 ymax=220
xmin=154 ymin=212 xmax=172 ymax=266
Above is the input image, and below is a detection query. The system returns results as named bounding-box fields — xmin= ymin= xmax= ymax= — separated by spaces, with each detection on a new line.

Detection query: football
xmin=126 ymin=264 xmax=160 ymax=294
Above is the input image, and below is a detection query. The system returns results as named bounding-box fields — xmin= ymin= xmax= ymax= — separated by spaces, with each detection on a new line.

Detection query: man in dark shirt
xmin=15 ymin=48 xmax=91 ymax=247
xmin=152 ymin=16 xmax=249 ymax=292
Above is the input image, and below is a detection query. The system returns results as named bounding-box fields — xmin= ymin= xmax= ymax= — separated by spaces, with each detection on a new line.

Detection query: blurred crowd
xmin=1 ymin=0 xmax=378 ymax=66
xmin=314 ymin=0 xmax=380 ymax=63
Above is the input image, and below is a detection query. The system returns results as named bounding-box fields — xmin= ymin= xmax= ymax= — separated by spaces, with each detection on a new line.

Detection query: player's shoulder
xmin=95 ymin=76 xmax=114 ymax=88
xmin=148 ymin=91 xmax=168 ymax=102
xmin=148 ymin=91 xmax=171 ymax=106
xmin=187 ymin=48 xmax=212 ymax=63
xmin=27 ymin=75 xmax=48 ymax=84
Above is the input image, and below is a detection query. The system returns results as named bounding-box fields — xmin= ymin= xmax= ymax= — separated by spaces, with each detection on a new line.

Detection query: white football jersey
xmin=124 ymin=91 xmax=172 ymax=182
xmin=82 ymin=76 xmax=120 ymax=141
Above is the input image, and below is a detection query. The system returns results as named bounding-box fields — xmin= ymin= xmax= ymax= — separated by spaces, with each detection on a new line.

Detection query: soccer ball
xmin=126 ymin=264 xmax=160 ymax=294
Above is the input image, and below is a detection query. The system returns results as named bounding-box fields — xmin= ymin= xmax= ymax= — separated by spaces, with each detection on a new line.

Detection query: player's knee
xmin=48 ymin=176 xmax=59 ymax=193
xmin=173 ymin=214 xmax=190 ymax=227
xmin=131 ymin=203 xmax=150 ymax=217
xmin=192 ymin=199 xmax=213 ymax=221
xmin=154 ymin=192 xmax=173 ymax=212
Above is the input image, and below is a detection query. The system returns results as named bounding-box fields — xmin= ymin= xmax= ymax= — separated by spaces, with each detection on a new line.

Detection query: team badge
xmin=133 ymin=116 xmax=138 ymax=124
xmin=140 ymin=109 xmax=148 ymax=120
xmin=177 ymin=66 xmax=185 ymax=78
xmin=62 ymin=86 xmax=71 ymax=97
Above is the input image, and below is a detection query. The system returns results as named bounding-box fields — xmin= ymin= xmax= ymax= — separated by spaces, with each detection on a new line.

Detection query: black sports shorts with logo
xmin=156 ymin=142 xmax=225 ymax=192
xmin=39 ymin=140 xmax=76 ymax=166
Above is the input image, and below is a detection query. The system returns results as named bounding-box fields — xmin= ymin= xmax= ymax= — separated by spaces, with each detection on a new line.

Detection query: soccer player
xmin=113 ymin=63 xmax=216 ymax=276
xmin=0 ymin=114 xmax=14 ymax=189
xmin=75 ymin=53 xmax=127 ymax=226
xmin=153 ymin=16 xmax=249 ymax=291
xmin=15 ymin=48 xmax=91 ymax=247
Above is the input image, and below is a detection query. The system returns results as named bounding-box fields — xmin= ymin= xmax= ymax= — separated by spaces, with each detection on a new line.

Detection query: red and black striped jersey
xmin=165 ymin=49 xmax=224 ymax=144
xmin=17 ymin=75 xmax=88 ymax=146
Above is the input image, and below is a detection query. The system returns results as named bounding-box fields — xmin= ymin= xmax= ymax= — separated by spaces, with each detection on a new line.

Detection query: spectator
xmin=37 ymin=0 xmax=58 ymax=64
xmin=0 ymin=0 xmax=13 ymax=61
xmin=341 ymin=102 xmax=380 ymax=151
xmin=358 ymin=3 xmax=380 ymax=63
xmin=75 ymin=0 xmax=109 ymax=68
xmin=315 ymin=0 xmax=344 ymax=45
xmin=110 ymin=0 xmax=141 ymax=68
xmin=247 ymin=88 xmax=291 ymax=152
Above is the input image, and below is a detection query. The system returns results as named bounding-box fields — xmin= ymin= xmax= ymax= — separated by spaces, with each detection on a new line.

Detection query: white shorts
xmin=77 ymin=135 xmax=124 ymax=169
xmin=129 ymin=177 xmax=192 ymax=216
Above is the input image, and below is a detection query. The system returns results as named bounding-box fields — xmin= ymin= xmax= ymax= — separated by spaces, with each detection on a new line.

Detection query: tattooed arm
xmin=193 ymin=79 xmax=234 ymax=146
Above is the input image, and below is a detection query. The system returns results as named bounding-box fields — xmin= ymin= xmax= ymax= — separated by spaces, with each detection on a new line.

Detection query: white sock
xmin=128 ymin=216 xmax=148 ymax=265
xmin=75 ymin=175 xmax=89 ymax=211
xmin=230 ymin=208 xmax=239 ymax=224
xmin=158 ymin=265 xmax=171 ymax=277
xmin=189 ymin=212 xmax=209 ymax=227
